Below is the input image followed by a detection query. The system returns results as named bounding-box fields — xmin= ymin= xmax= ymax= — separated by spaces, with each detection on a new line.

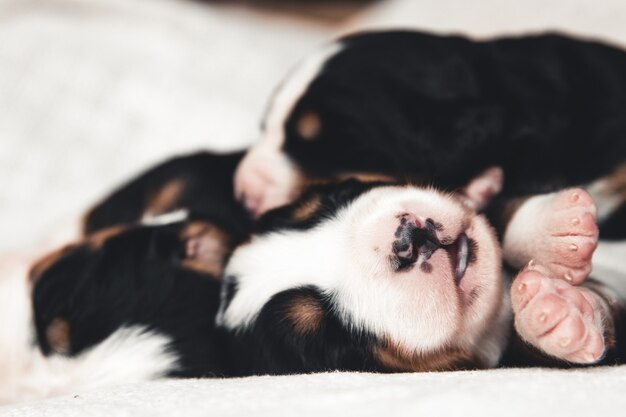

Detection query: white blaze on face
xmin=234 ymin=43 xmax=344 ymax=216
xmin=218 ymin=185 xmax=504 ymax=357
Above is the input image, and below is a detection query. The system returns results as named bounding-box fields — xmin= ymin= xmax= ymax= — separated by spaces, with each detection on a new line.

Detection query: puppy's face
xmin=218 ymin=181 xmax=510 ymax=373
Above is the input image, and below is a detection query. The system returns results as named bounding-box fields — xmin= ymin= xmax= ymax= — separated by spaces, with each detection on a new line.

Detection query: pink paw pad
xmin=511 ymin=265 xmax=606 ymax=364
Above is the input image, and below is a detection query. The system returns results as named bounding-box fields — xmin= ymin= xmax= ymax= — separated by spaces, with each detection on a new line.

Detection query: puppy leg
xmin=510 ymin=263 xmax=609 ymax=364
xmin=502 ymin=188 xmax=598 ymax=285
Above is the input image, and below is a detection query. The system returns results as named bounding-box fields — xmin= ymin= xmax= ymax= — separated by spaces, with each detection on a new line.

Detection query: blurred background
xmin=1 ymin=0 xmax=626 ymax=253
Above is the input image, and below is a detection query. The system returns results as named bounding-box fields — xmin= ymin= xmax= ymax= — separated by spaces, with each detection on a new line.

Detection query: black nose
xmin=392 ymin=218 xmax=442 ymax=271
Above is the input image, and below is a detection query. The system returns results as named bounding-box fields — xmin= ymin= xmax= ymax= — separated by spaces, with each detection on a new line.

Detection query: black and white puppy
xmin=0 ymin=152 xmax=252 ymax=404
xmin=235 ymin=30 xmax=626 ymax=224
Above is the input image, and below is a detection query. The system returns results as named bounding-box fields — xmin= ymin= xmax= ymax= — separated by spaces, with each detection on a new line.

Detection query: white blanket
xmin=4 ymin=369 xmax=626 ymax=417
xmin=1 ymin=0 xmax=626 ymax=414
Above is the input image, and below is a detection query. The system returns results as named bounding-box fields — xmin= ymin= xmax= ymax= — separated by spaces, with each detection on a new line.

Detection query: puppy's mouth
xmin=392 ymin=218 xmax=474 ymax=284
xmin=446 ymin=233 xmax=470 ymax=284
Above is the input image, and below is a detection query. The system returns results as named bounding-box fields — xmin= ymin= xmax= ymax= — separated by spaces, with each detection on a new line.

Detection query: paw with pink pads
xmin=511 ymin=263 xmax=607 ymax=364
xmin=503 ymin=188 xmax=599 ymax=285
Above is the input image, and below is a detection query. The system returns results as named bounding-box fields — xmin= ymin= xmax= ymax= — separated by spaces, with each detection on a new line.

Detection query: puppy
xmin=235 ymin=30 xmax=626 ymax=224
xmin=0 ymin=152 xmax=251 ymax=404
xmin=222 ymin=178 xmax=626 ymax=372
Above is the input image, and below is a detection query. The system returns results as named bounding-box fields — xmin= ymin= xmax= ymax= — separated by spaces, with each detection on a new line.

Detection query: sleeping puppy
xmin=0 ymin=151 xmax=258 ymax=403
xmin=235 ymin=30 xmax=626 ymax=226
xmin=220 ymin=177 xmax=626 ymax=372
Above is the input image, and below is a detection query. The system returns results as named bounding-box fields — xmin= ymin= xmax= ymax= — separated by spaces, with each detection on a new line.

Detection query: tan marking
xmin=374 ymin=341 xmax=477 ymax=372
xmin=291 ymin=195 xmax=323 ymax=222
xmin=599 ymin=164 xmax=626 ymax=197
xmin=297 ymin=111 xmax=322 ymax=140
xmin=29 ymin=246 xmax=73 ymax=285
xmin=286 ymin=173 xmax=404 ymax=221
xmin=180 ymin=221 xmax=232 ymax=279
xmin=145 ymin=179 xmax=186 ymax=217
xmin=334 ymin=172 xmax=400 ymax=184
xmin=87 ymin=225 xmax=128 ymax=249
xmin=46 ymin=317 xmax=71 ymax=355
xmin=285 ymin=294 xmax=324 ymax=335
xmin=588 ymin=164 xmax=626 ymax=221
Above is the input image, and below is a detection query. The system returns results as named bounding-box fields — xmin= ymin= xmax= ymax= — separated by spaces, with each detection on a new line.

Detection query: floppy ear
xmin=179 ymin=221 xmax=233 ymax=278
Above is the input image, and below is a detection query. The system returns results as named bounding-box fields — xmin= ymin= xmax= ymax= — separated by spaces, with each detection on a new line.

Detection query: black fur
xmin=85 ymin=151 xmax=250 ymax=241
xmin=226 ymin=286 xmax=379 ymax=376
xmin=281 ymin=32 xmax=626 ymax=222
xmin=32 ymin=152 xmax=251 ymax=377
xmin=33 ymin=222 xmax=232 ymax=377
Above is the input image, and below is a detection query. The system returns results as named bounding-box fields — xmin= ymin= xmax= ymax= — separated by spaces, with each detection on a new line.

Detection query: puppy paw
xmin=504 ymin=188 xmax=598 ymax=285
xmin=234 ymin=146 xmax=303 ymax=217
xmin=511 ymin=265 xmax=605 ymax=364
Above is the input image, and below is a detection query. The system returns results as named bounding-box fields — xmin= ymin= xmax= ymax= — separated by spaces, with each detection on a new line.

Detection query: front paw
xmin=511 ymin=264 xmax=606 ymax=364
xmin=504 ymin=188 xmax=598 ymax=285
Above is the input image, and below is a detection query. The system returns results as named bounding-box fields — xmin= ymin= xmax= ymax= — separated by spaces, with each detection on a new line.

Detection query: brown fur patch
xmin=30 ymin=225 xmax=128 ymax=284
xmin=297 ymin=111 xmax=321 ymax=140
xmin=180 ymin=221 xmax=231 ymax=278
xmin=291 ymin=195 xmax=323 ymax=222
xmin=87 ymin=225 xmax=128 ymax=249
xmin=374 ymin=341 xmax=477 ymax=372
xmin=335 ymin=172 xmax=399 ymax=184
xmin=145 ymin=179 xmax=186 ymax=217
xmin=595 ymin=164 xmax=626 ymax=202
xmin=46 ymin=317 xmax=71 ymax=355
xmin=29 ymin=246 xmax=73 ymax=285
xmin=285 ymin=294 xmax=325 ymax=335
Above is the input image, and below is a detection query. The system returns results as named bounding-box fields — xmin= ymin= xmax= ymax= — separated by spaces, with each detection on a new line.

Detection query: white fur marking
xmin=141 ymin=209 xmax=189 ymax=226
xmin=0 ymin=258 xmax=177 ymax=405
xmin=262 ymin=42 xmax=343 ymax=150
xmin=219 ymin=186 xmax=503 ymax=356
